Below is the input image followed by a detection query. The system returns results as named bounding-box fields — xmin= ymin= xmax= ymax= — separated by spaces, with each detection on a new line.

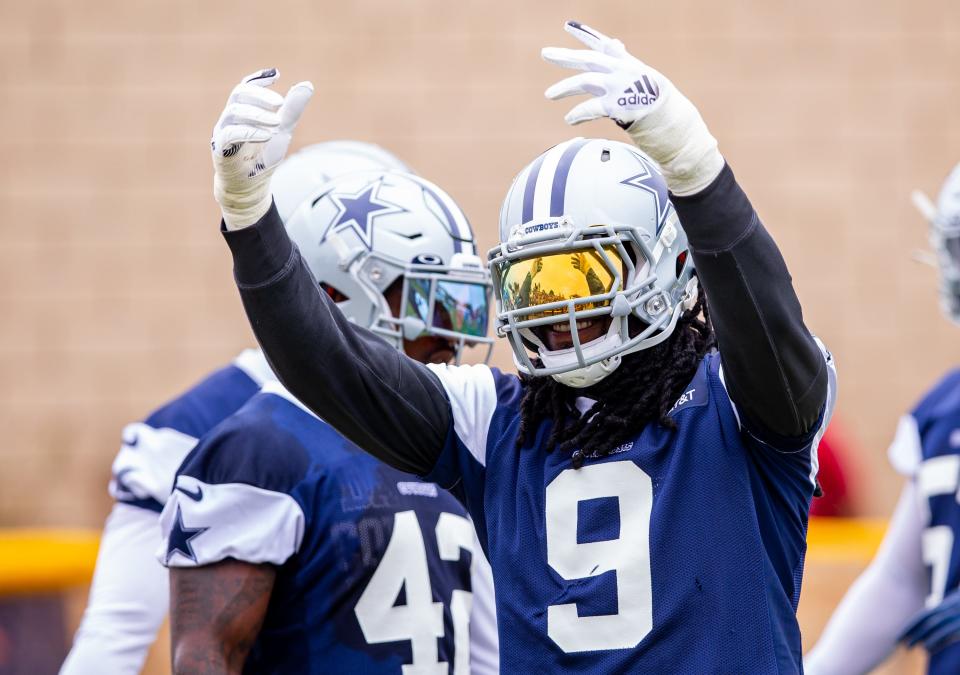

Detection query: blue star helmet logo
xmin=321 ymin=178 xmax=408 ymax=250
xmin=619 ymin=153 xmax=672 ymax=235
xmin=165 ymin=504 xmax=209 ymax=564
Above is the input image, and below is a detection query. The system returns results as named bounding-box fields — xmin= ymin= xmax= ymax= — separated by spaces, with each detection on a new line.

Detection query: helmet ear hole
xmin=320 ymin=283 xmax=349 ymax=303
xmin=675 ymin=250 xmax=689 ymax=278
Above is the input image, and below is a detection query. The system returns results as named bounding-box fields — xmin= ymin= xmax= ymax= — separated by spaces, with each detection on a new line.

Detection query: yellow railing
xmin=0 ymin=529 xmax=100 ymax=594
xmin=806 ymin=517 xmax=887 ymax=563
xmin=0 ymin=518 xmax=889 ymax=594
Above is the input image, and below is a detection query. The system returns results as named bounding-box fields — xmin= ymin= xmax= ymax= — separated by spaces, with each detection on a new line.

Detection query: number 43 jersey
xmin=160 ymin=381 xmax=494 ymax=674
xmin=425 ymin=349 xmax=836 ymax=674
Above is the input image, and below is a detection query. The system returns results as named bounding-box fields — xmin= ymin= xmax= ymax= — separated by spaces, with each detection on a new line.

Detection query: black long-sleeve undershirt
xmin=224 ymin=211 xmax=449 ymax=475
xmin=673 ymin=164 xmax=828 ymax=441
xmin=223 ymin=162 xmax=827 ymax=476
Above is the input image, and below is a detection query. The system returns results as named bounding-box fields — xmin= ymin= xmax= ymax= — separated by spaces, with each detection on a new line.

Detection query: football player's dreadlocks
xmin=516 ymin=293 xmax=715 ymax=469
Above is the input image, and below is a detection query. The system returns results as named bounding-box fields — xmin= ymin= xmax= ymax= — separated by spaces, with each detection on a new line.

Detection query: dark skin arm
xmin=170 ymin=560 xmax=276 ymax=675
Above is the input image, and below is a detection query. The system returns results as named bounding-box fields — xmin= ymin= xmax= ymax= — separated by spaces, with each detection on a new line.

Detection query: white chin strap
xmin=541 ymin=331 xmax=626 ymax=389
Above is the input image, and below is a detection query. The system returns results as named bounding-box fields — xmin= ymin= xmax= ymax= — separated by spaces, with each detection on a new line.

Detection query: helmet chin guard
xmin=540 ymin=332 xmax=624 ymax=388
xmin=491 ymin=138 xmax=697 ymax=387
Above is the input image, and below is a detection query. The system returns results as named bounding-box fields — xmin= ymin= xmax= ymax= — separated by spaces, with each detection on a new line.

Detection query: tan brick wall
xmin=2 ymin=1 xmax=959 ymax=669
xmin=3 ymin=0 xmax=960 ymax=516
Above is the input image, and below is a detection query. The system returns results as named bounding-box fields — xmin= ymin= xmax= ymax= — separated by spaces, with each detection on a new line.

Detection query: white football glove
xmin=542 ymin=21 xmax=724 ymax=196
xmin=211 ymin=69 xmax=314 ymax=230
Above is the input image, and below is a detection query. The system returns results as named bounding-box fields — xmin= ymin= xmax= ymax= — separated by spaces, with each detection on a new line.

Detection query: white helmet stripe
xmin=524 ymin=138 xmax=591 ymax=222
xmin=531 ymin=142 xmax=568 ymax=220
xmin=521 ymin=151 xmax=548 ymax=223
xmin=532 ymin=138 xmax=583 ymax=221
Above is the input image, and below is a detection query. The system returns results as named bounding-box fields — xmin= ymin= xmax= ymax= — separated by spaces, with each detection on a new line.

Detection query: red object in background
xmin=810 ymin=423 xmax=854 ymax=517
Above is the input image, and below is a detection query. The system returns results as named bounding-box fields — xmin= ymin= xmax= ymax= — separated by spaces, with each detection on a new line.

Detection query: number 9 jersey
xmin=424 ymin=346 xmax=836 ymax=673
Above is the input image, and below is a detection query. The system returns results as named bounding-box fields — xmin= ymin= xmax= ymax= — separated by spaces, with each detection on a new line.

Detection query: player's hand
xmin=211 ymin=69 xmax=314 ymax=229
xmin=542 ymin=21 xmax=667 ymax=128
xmin=570 ymin=252 xmax=586 ymax=273
xmin=901 ymin=588 xmax=960 ymax=654
xmin=542 ymin=21 xmax=723 ymax=196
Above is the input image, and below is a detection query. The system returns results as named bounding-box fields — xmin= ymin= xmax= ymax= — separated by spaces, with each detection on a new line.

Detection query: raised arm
xmin=543 ymin=20 xmax=828 ymax=438
xmin=671 ymin=166 xmax=828 ymax=438
xmin=210 ymin=70 xmax=451 ymax=476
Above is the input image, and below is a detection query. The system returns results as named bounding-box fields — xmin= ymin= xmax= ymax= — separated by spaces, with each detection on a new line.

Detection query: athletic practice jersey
xmin=425 ymin=347 xmax=836 ymax=674
xmin=160 ymin=382 xmax=481 ymax=674
xmin=889 ymin=369 xmax=960 ymax=675
xmin=109 ymin=349 xmax=272 ymax=512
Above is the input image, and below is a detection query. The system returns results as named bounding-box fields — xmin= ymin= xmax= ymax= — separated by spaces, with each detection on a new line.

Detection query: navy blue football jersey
xmin=889 ymin=369 xmax=960 ymax=674
xmin=109 ymin=349 xmax=271 ymax=512
xmin=424 ymin=346 xmax=836 ymax=673
xmin=160 ymin=382 xmax=481 ymax=674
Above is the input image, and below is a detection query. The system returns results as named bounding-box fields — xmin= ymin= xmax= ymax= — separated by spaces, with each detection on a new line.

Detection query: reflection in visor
xmin=406 ymin=278 xmax=489 ymax=338
xmin=499 ymin=247 xmax=622 ymax=319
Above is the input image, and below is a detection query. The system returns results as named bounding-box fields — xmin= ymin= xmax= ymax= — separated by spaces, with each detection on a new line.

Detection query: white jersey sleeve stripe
xmin=808 ymin=336 xmax=838 ymax=487
xmin=425 ymin=363 xmax=498 ymax=467
xmin=718 ymin=336 xmax=837 ymax=488
xmin=259 ymin=380 xmax=318 ymax=417
xmin=109 ymin=423 xmax=197 ymax=507
xmin=717 ymin=365 xmax=742 ymax=429
xmin=159 ymin=476 xmax=305 ymax=568
xmin=232 ymin=348 xmax=276 ymax=387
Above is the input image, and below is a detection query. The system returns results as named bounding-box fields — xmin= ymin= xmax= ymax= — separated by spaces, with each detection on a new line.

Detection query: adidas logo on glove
xmin=617 ymin=77 xmax=660 ymax=106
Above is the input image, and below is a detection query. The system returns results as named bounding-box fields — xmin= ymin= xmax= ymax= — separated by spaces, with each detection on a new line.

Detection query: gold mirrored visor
xmin=498 ymin=246 xmax=623 ymax=319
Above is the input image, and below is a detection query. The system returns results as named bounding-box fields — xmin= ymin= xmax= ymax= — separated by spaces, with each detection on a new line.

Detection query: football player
xmin=161 ymin=167 xmax=497 ymax=673
xmin=58 ymin=141 xmax=488 ymax=674
xmin=805 ymin=162 xmax=960 ymax=675
xmin=210 ymin=21 xmax=835 ymax=672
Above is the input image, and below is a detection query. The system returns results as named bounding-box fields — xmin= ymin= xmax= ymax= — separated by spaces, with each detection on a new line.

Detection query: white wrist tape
xmin=625 ymin=87 xmax=724 ymax=196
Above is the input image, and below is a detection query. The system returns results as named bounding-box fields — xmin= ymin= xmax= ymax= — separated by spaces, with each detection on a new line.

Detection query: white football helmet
xmin=285 ymin=170 xmax=493 ymax=363
xmin=490 ymin=137 xmax=698 ymax=388
xmin=913 ymin=162 xmax=960 ymax=325
xmin=271 ymin=140 xmax=411 ymax=222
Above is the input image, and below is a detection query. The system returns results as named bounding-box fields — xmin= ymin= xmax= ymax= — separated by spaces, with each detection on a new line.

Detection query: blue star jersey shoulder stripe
xmin=888 ymin=369 xmax=960 ymax=675
xmin=161 ymin=382 xmax=477 ymax=674
xmin=425 ymin=346 xmax=836 ymax=674
xmin=109 ymin=349 xmax=270 ymax=512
